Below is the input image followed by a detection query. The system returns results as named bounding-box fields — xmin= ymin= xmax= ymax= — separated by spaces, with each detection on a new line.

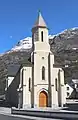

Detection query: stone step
xmin=11 ymin=107 xmax=78 ymax=119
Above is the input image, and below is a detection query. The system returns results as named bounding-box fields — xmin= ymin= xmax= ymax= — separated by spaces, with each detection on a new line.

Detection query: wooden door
xmin=39 ymin=91 xmax=48 ymax=107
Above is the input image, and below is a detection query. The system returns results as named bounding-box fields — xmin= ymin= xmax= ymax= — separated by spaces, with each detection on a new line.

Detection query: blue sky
xmin=0 ymin=0 xmax=78 ymax=53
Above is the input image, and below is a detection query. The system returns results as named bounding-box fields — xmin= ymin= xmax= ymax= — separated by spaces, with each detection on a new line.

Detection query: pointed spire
xmin=32 ymin=11 xmax=47 ymax=29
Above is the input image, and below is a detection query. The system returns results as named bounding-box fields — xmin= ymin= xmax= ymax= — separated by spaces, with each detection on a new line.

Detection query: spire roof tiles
xmin=33 ymin=11 xmax=47 ymax=28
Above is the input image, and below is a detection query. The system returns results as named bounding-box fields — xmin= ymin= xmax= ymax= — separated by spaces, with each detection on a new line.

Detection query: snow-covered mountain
xmin=10 ymin=27 xmax=78 ymax=52
xmin=11 ymin=36 xmax=56 ymax=51
xmin=11 ymin=37 xmax=32 ymax=51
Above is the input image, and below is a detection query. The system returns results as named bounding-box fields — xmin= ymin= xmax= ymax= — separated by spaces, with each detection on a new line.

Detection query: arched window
xmin=41 ymin=31 xmax=43 ymax=42
xmin=29 ymin=78 xmax=31 ymax=91
xmin=55 ymin=78 xmax=58 ymax=91
xmin=42 ymin=66 xmax=45 ymax=80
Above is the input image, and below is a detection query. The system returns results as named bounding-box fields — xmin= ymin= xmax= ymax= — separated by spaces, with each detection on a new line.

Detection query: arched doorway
xmin=39 ymin=91 xmax=48 ymax=107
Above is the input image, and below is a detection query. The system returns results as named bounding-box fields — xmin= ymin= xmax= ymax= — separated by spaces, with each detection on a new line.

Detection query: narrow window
xmin=55 ymin=78 xmax=58 ymax=91
xmin=29 ymin=78 xmax=31 ymax=91
xmin=42 ymin=66 xmax=45 ymax=80
xmin=67 ymin=87 xmax=69 ymax=90
xmin=41 ymin=31 xmax=43 ymax=42
xmin=77 ymin=84 xmax=78 ymax=88
xmin=67 ymin=92 xmax=69 ymax=97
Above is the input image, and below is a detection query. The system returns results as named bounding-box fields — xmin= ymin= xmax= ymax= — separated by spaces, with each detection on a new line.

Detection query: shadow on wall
xmin=5 ymin=70 xmax=20 ymax=108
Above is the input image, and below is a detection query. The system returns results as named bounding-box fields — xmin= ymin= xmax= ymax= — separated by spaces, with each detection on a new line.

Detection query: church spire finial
xmin=32 ymin=11 xmax=47 ymax=29
xmin=38 ymin=9 xmax=41 ymax=16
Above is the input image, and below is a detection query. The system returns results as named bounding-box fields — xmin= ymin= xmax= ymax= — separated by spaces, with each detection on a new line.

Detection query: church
xmin=6 ymin=12 xmax=66 ymax=108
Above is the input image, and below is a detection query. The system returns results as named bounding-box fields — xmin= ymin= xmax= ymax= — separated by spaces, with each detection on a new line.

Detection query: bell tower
xmin=32 ymin=11 xmax=48 ymax=42
xmin=31 ymin=11 xmax=54 ymax=107
xmin=31 ymin=11 xmax=50 ymax=53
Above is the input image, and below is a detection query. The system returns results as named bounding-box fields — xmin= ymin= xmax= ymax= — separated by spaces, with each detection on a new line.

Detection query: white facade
xmin=7 ymin=77 xmax=14 ymax=87
xmin=18 ymin=12 xmax=66 ymax=108
xmin=66 ymin=79 xmax=78 ymax=99
xmin=66 ymin=84 xmax=73 ymax=98
xmin=5 ymin=76 xmax=14 ymax=91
